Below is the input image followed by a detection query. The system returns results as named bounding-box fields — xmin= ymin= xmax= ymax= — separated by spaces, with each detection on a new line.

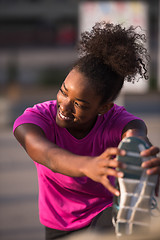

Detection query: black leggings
xmin=45 ymin=207 xmax=114 ymax=240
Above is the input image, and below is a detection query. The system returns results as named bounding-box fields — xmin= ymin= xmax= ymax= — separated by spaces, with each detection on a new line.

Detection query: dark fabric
xmin=45 ymin=207 xmax=114 ymax=239
xmin=89 ymin=206 xmax=114 ymax=232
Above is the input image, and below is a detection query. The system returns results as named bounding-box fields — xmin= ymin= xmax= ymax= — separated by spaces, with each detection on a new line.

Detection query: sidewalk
xmin=0 ymin=129 xmax=44 ymax=240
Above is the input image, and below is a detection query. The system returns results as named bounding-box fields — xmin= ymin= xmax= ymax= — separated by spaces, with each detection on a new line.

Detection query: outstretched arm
xmin=14 ymin=123 xmax=125 ymax=196
xmin=14 ymin=123 xmax=89 ymax=177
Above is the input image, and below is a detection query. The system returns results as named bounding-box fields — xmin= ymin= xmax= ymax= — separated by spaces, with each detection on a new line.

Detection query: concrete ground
xmin=0 ymin=91 xmax=160 ymax=240
xmin=0 ymin=128 xmax=44 ymax=240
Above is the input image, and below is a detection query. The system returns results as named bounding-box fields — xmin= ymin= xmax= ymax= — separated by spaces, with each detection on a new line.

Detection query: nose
xmin=60 ymin=99 xmax=74 ymax=113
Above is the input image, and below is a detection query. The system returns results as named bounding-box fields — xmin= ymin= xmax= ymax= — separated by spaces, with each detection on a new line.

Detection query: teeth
xmin=59 ymin=111 xmax=71 ymax=120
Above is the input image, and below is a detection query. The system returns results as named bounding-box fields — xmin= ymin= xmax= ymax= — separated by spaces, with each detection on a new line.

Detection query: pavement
xmin=0 ymin=129 xmax=44 ymax=240
xmin=0 ymin=91 xmax=160 ymax=240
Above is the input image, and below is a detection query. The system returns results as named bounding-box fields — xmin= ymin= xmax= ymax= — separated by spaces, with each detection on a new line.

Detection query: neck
xmin=67 ymin=116 xmax=98 ymax=139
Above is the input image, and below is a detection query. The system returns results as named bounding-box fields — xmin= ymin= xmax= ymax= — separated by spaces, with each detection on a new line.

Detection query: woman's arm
xmin=14 ymin=123 xmax=90 ymax=177
xmin=14 ymin=123 xmax=125 ymax=196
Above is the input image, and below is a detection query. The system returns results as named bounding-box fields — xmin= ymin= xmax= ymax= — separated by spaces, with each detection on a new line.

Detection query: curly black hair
xmin=73 ymin=22 xmax=150 ymax=103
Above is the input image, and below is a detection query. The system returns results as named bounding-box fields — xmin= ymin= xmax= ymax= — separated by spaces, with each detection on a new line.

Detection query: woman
xmin=13 ymin=22 xmax=160 ymax=239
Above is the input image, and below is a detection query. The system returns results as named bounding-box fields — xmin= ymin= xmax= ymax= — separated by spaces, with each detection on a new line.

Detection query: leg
xmin=89 ymin=207 xmax=114 ymax=233
xmin=45 ymin=224 xmax=90 ymax=240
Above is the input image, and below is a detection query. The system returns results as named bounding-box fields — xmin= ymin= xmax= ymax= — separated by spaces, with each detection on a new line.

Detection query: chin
xmin=56 ymin=115 xmax=70 ymax=129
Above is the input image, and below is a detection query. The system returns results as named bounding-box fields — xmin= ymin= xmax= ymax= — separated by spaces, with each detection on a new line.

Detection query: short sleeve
xmin=105 ymin=105 xmax=143 ymax=147
xmin=13 ymin=100 xmax=57 ymax=139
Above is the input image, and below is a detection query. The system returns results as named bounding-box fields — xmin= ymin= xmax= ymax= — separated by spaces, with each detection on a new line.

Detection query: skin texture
xmin=14 ymin=69 xmax=160 ymax=196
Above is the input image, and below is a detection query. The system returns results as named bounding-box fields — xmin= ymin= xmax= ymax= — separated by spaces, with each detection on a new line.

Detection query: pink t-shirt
xmin=13 ymin=100 xmax=141 ymax=231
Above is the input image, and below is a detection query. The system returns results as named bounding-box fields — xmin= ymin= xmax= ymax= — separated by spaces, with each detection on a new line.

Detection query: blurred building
xmin=0 ymin=0 xmax=159 ymax=126
xmin=0 ymin=0 xmax=78 ymax=91
xmin=0 ymin=0 xmax=159 ymax=88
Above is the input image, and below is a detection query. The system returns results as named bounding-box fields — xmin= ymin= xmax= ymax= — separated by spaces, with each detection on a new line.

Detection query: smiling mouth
xmin=58 ymin=111 xmax=73 ymax=121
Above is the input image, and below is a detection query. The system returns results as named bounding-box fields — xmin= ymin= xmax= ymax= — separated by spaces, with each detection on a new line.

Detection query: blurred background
xmin=0 ymin=0 xmax=159 ymax=240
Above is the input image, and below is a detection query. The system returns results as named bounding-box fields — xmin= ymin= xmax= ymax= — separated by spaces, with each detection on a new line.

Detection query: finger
xmin=102 ymin=148 xmax=126 ymax=158
xmin=141 ymin=146 xmax=160 ymax=157
xmin=146 ymin=166 xmax=160 ymax=175
xmin=105 ymin=159 xmax=126 ymax=169
xmin=102 ymin=177 xmax=120 ymax=196
xmin=104 ymin=167 xmax=124 ymax=178
xmin=142 ymin=157 xmax=160 ymax=169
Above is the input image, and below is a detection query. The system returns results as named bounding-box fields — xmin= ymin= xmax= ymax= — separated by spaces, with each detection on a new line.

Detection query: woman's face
xmin=56 ymin=69 xmax=106 ymax=138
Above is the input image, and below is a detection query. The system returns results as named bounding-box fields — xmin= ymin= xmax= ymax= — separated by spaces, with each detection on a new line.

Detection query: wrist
xmin=79 ymin=156 xmax=92 ymax=177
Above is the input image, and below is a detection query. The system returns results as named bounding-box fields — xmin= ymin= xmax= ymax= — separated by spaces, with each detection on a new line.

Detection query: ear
xmin=98 ymin=102 xmax=114 ymax=115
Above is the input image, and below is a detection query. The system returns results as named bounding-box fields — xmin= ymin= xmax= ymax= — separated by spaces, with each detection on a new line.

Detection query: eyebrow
xmin=63 ymin=82 xmax=90 ymax=105
xmin=63 ymin=82 xmax=68 ymax=91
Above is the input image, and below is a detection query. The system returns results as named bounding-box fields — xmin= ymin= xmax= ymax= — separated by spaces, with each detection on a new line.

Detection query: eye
xmin=74 ymin=102 xmax=80 ymax=107
xmin=59 ymin=88 xmax=67 ymax=97
xmin=74 ymin=102 xmax=88 ymax=110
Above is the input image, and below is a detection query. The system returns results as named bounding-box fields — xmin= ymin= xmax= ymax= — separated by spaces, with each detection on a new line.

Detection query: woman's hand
xmin=124 ymin=129 xmax=160 ymax=175
xmin=83 ymin=147 xmax=126 ymax=196
xmin=141 ymin=146 xmax=160 ymax=175
xmin=141 ymin=146 xmax=160 ymax=196
xmin=124 ymin=128 xmax=160 ymax=196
